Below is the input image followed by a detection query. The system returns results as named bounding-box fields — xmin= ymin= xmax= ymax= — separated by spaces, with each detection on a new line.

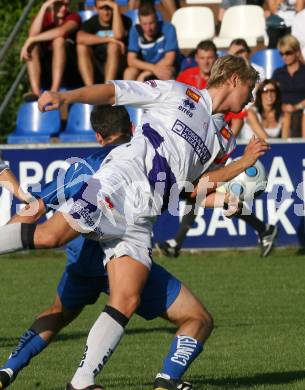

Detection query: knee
xmin=52 ymin=36 xmax=65 ymax=49
xmin=35 ymin=228 xmax=61 ymax=248
xmin=110 ymin=293 xmax=141 ymax=318
xmin=77 ymin=43 xmax=89 ymax=54
xmin=107 ymin=42 xmax=120 ymax=55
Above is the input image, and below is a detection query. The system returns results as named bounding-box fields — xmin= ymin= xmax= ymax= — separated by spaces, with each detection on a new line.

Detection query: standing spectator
xmin=176 ymin=40 xmax=217 ymax=89
xmin=76 ymin=0 xmax=131 ymax=84
xmin=291 ymin=8 xmax=305 ymax=60
xmin=273 ymin=34 xmax=305 ymax=137
xmin=240 ymin=79 xmax=289 ymax=138
xmin=124 ymin=2 xmax=178 ymax=81
xmin=20 ymin=0 xmax=81 ymax=100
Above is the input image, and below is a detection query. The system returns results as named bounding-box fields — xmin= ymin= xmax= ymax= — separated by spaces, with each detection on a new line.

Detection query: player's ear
xmin=96 ymin=132 xmax=104 ymax=145
xmin=230 ymin=73 xmax=239 ymax=88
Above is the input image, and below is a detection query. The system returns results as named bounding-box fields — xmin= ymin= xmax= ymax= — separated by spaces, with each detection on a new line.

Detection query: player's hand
xmin=38 ymin=91 xmax=63 ymax=112
xmin=241 ymin=136 xmax=269 ymax=167
xmin=223 ymin=193 xmax=243 ymax=219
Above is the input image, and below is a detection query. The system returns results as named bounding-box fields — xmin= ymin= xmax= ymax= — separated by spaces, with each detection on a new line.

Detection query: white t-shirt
xmin=292 ymin=9 xmax=305 ymax=60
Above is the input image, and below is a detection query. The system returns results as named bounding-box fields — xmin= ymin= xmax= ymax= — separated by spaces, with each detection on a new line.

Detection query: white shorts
xmin=60 ymin=140 xmax=159 ymax=268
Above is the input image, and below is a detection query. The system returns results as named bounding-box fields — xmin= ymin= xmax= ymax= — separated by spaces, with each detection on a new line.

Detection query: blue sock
xmin=2 ymin=329 xmax=47 ymax=377
xmin=160 ymin=335 xmax=203 ymax=380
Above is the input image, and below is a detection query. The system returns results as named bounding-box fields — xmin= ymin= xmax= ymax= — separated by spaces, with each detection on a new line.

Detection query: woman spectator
xmin=273 ymin=34 xmax=305 ymax=137
xmin=241 ymin=79 xmax=289 ymax=139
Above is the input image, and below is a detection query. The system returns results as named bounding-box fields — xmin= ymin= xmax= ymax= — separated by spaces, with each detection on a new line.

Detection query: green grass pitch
xmin=0 ymin=248 xmax=305 ymax=390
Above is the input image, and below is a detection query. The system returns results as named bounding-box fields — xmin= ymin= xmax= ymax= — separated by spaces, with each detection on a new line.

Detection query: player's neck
xmin=207 ymin=86 xmax=231 ymax=114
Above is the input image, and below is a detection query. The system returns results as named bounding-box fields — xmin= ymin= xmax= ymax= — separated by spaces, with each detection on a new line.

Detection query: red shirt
xmin=42 ymin=11 xmax=81 ymax=32
xmin=224 ymin=111 xmax=247 ymax=124
xmin=176 ymin=67 xmax=208 ymax=90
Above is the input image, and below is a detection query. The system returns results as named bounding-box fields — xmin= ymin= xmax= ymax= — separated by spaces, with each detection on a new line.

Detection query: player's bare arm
xmin=38 ymin=84 xmax=116 ymax=111
xmin=191 ymin=137 xmax=269 ymax=199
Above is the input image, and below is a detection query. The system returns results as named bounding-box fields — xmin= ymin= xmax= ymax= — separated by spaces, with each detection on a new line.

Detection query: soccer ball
xmin=224 ymin=158 xmax=267 ymax=201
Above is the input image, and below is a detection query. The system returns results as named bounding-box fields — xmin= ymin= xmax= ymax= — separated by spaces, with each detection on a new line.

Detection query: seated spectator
xmin=225 ymin=39 xmax=265 ymax=135
xmin=128 ymin=0 xmax=177 ymax=19
xmin=273 ymin=34 xmax=305 ymax=137
xmin=20 ymin=0 xmax=81 ymax=100
xmin=76 ymin=0 xmax=131 ymax=84
xmin=176 ymin=40 xmax=218 ymax=89
xmin=239 ymin=79 xmax=289 ymax=139
xmin=124 ymin=2 xmax=178 ymax=81
xmin=267 ymin=0 xmax=304 ymax=29
xmin=227 ymin=38 xmax=266 ymax=80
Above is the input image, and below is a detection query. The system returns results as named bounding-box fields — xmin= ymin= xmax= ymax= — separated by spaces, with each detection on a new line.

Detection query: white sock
xmin=0 ymin=224 xmax=23 ymax=254
xmin=71 ymin=311 xmax=125 ymax=388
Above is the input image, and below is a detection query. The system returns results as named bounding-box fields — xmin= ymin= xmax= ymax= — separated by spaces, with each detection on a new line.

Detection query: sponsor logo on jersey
xmin=185 ymin=88 xmax=200 ymax=103
xmin=145 ymin=80 xmax=157 ymax=88
xmin=178 ymin=98 xmax=196 ymax=118
xmin=220 ymin=127 xmax=231 ymax=140
xmin=171 ymin=119 xmax=211 ymax=164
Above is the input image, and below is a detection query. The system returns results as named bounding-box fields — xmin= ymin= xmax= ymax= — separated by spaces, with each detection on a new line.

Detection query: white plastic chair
xmin=171 ymin=7 xmax=215 ymax=49
xmin=213 ymin=5 xmax=268 ymax=48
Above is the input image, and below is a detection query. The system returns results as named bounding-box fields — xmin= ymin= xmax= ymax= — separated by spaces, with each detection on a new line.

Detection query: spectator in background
xmin=176 ymin=40 xmax=218 ymax=89
xmin=226 ymin=38 xmax=266 ymax=136
xmin=20 ymin=0 xmax=81 ymax=100
xmin=273 ymin=34 xmax=305 ymax=137
xmin=267 ymin=0 xmax=304 ymax=29
xmin=124 ymin=2 xmax=178 ymax=81
xmin=228 ymin=38 xmax=266 ymax=80
xmin=76 ymin=0 xmax=131 ymax=84
xmin=128 ymin=0 xmax=178 ymax=19
xmin=291 ymin=8 xmax=305 ymax=60
xmin=239 ymin=79 xmax=289 ymax=139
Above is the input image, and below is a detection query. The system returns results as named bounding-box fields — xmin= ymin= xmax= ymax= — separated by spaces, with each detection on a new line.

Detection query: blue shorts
xmin=57 ymin=262 xmax=181 ymax=320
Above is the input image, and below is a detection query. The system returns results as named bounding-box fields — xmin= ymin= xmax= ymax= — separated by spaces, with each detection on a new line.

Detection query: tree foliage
xmin=0 ymin=0 xmax=78 ymax=140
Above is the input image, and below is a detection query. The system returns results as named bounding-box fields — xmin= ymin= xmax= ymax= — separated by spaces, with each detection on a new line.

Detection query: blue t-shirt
xmin=32 ymin=145 xmax=117 ymax=277
xmin=128 ymin=21 xmax=178 ymax=64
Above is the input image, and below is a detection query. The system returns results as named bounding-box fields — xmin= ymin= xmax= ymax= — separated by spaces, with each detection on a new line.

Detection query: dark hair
xmin=229 ymin=38 xmax=250 ymax=53
xmin=90 ymin=105 xmax=131 ymax=140
xmin=138 ymin=2 xmax=157 ymax=17
xmin=196 ymin=40 xmax=218 ymax=56
xmin=255 ymin=79 xmax=282 ymax=122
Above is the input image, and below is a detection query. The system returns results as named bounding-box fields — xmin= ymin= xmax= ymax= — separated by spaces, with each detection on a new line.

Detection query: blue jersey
xmin=128 ymin=21 xmax=178 ymax=64
xmin=32 ymin=145 xmax=117 ymax=277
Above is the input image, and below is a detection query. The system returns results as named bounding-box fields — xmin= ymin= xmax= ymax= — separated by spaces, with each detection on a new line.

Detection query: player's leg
xmin=236 ymin=206 xmax=278 ymax=257
xmin=154 ymin=285 xmax=213 ymax=389
xmin=0 ymin=294 xmax=83 ymax=388
xmin=135 ymin=262 xmax=213 ymax=390
xmin=0 ymin=211 xmax=80 ymax=255
xmin=50 ymin=37 xmax=67 ymax=92
xmin=157 ymin=199 xmax=196 ymax=258
xmin=69 ymin=255 xmax=150 ymax=389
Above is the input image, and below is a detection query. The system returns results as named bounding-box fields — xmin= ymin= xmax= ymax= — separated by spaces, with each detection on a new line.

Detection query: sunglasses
xmin=280 ymin=50 xmax=295 ymax=56
xmin=262 ymin=88 xmax=276 ymax=94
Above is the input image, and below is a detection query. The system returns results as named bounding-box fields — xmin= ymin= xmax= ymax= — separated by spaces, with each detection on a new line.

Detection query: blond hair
xmin=207 ymin=55 xmax=259 ymax=88
xmin=277 ymin=34 xmax=300 ymax=53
